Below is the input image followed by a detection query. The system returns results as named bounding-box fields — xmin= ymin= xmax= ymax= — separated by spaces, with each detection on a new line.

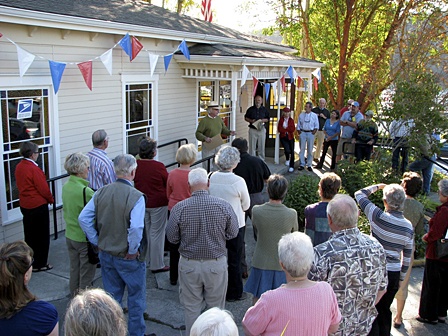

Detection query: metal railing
xmin=46 ymin=138 xmax=217 ymax=239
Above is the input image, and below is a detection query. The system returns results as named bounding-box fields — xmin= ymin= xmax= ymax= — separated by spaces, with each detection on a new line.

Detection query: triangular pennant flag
xmin=312 ymin=68 xmax=321 ymax=83
xmin=164 ymin=54 xmax=173 ymax=72
xmin=304 ymin=79 xmax=308 ymax=91
xmin=296 ymin=76 xmax=302 ymax=87
xmin=313 ymin=77 xmax=318 ymax=90
xmin=178 ymin=40 xmax=190 ymax=61
xmin=0 ymin=33 xmax=3 ymax=38
xmin=149 ymin=53 xmax=159 ymax=77
xmin=100 ymin=49 xmax=113 ymax=75
xmin=252 ymin=76 xmax=259 ymax=97
xmin=77 ymin=61 xmax=93 ymax=91
xmin=271 ymin=82 xmax=278 ymax=101
xmin=241 ymin=65 xmax=250 ymax=87
xmin=280 ymin=75 xmax=286 ymax=92
xmin=16 ymin=45 xmax=36 ymax=77
xmin=49 ymin=60 xmax=66 ymax=94
xmin=286 ymin=66 xmax=297 ymax=82
xmin=265 ymin=83 xmax=271 ymax=101
xmin=118 ymin=33 xmax=132 ymax=61
xmin=131 ymin=36 xmax=143 ymax=61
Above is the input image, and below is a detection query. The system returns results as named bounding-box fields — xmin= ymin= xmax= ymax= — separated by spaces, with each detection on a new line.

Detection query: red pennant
xmin=313 ymin=77 xmax=318 ymax=90
xmin=0 ymin=33 xmax=3 ymax=39
xmin=280 ymin=75 xmax=286 ymax=92
xmin=252 ymin=76 xmax=259 ymax=97
xmin=296 ymin=76 xmax=302 ymax=87
xmin=77 ymin=61 xmax=93 ymax=91
xmin=131 ymin=36 xmax=143 ymax=61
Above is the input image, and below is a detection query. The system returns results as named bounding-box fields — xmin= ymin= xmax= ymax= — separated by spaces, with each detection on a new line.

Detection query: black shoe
xmin=307 ymin=167 xmax=313 ymax=171
xmin=170 ymin=280 xmax=177 ymax=285
xmin=298 ymin=166 xmax=304 ymax=171
xmin=416 ymin=316 xmax=438 ymax=325
xmin=314 ymin=164 xmax=322 ymax=169
xmin=226 ymin=292 xmax=248 ymax=302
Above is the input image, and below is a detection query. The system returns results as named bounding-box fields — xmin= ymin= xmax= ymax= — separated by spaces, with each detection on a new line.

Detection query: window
xmin=1 ymin=88 xmax=52 ymax=219
xmin=197 ymin=80 xmax=233 ymax=151
xmin=125 ymin=83 xmax=153 ymax=156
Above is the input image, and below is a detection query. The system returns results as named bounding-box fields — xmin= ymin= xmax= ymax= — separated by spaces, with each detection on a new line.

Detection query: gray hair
xmin=267 ymin=174 xmax=288 ymax=201
xmin=278 ymin=232 xmax=314 ymax=278
xmin=215 ymin=146 xmax=240 ymax=171
xmin=383 ymin=184 xmax=406 ymax=211
xmin=92 ymin=129 xmax=108 ymax=147
xmin=64 ymin=152 xmax=90 ymax=175
xmin=190 ymin=307 xmax=238 ymax=336
xmin=188 ymin=168 xmax=208 ymax=186
xmin=438 ymin=179 xmax=448 ymax=197
xmin=327 ymin=194 xmax=358 ymax=229
xmin=64 ymin=288 xmax=127 ymax=336
xmin=19 ymin=141 xmax=38 ymax=158
xmin=113 ymin=154 xmax=137 ymax=177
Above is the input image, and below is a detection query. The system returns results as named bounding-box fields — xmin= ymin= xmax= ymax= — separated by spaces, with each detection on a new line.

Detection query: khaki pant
xmin=248 ymin=127 xmax=266 ymax=160
xmin=314 ymin=130 xmax=325 ymax=159
xmin=66 ymin=237 xmax=97 ymax=296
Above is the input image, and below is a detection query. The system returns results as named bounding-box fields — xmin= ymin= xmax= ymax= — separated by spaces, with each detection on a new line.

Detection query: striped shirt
xmin=355 ymin=185 xmax=414 ymax=280
xmin=87 ymin=148 xmax=116 ymax=190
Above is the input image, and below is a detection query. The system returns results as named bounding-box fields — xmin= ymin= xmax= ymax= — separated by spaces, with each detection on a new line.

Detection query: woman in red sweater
xmin=277 ymin=107 xmax=296 ymax=173
xmin=15 ymin=141 xmax=54 ymax=272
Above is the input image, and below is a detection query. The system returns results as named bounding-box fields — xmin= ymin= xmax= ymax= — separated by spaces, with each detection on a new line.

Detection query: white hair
xmin=188 ymin=168 xmax=208 ymax=186
xmin=215 ymin=146 xmax=240 ymax=171
xmin=278 ymin=232 xmax=314 ymax=278
xmin=438 ymin=179 xmax=448 ymax=197
xmin=327 ymin=194 xmax=358 ymax=229
xmin=113 ymin=154 xmax=137 ymax=176
xmin=190 ymin=307 xmax=238 ymax=336
xmin=383 ymin=184 xmax=406 ymax=211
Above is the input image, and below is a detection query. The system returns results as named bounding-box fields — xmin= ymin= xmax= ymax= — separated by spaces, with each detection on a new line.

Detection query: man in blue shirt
xmin=79 ymin=154 xmax=151 ymax=336
xmin=337 ymin=101 xmax=364 ymax=162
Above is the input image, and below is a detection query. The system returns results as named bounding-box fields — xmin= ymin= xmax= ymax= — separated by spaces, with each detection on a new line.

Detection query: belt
xmin=301 ymin=130 xmax=312 ymax=132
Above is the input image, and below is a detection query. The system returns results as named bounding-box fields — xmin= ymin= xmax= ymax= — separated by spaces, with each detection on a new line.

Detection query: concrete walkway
xmin=28 ymin=156 xmax=448 ymax=335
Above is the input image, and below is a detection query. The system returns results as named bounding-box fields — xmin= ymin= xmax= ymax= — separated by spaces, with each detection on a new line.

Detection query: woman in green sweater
xmin=62 ymin=152 xmax=96 ymax=297
xmin=244 ymin=174 xmax=298 ymax=305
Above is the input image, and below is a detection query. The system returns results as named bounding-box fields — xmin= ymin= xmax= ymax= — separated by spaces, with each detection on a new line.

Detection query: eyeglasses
xmin=34 ymin=151 xmax=39 ymax=154
xmin=28 ymin=257 xmax=34 ymax=269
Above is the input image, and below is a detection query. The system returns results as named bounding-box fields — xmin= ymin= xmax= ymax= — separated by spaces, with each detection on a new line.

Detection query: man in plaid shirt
xmin=167 ymin=168 xmax=239 ymax=335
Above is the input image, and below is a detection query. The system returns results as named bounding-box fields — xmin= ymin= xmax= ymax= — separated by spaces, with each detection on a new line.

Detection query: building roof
xmin=0 ymin=0 xmax=294 ymax=52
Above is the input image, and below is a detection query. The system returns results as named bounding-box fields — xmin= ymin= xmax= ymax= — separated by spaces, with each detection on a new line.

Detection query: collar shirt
xmin=166 ymin=190 xmax=239 ymax=259
xmin=87 ymin=148 xmax=117 ymax=190
xmin=309 ymin=227 xmax=388 ymax=336
xmin=297 ymin=112 xmax=319 ymax=131
xmin=312 ymin=106 xmax=331 ymax=130
xmin=389 ymin=119 xmax=414 ymax=138
xmin=340 ymin=111 xmax=364 ymax=138
xmin=244 ymin=104 xmax=270 ymax=122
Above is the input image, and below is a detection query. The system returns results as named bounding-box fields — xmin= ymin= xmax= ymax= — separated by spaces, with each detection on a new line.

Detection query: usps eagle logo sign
xmin=17 ymin=99 xmax=33 ymax=119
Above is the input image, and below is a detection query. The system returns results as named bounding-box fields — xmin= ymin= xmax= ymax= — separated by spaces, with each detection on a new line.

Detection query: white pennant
xmin=271 ymin=81 xmax=278 ymax=101
xmin=16 ymin=45 xmax=35 ymax=77
xmin=100 ymin=49 xmax=113 ymax=75
xmin=241 ymin=65 xmax=250 ymax=87
xmin=149 ymin=53 xmax=159 ymax=77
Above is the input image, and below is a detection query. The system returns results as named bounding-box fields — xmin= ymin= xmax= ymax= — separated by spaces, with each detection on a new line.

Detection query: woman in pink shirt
xmin=166 ymin=143 xmax=197 ymax=285
xmin=243 ymin=232 xmax=341 ymax=336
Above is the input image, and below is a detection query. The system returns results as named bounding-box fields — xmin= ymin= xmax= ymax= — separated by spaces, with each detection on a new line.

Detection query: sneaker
xmin=307 ymin=167 xmax=313 ymax=171
xmin=298 ymin=166 xmax=304 ymax=171
xmin=288 ymin=167 xmax=294 ymax=173
xmin=285 ymin=160 xmax=289 ymax=166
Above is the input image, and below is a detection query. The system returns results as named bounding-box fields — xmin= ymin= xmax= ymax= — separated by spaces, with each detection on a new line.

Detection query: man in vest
xmin=79 ymin=154 xmax=152 ymax=336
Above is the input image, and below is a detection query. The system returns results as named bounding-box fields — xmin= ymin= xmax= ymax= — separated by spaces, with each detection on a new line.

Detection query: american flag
xmin=201 ymin=0 xmax=213 ymax=22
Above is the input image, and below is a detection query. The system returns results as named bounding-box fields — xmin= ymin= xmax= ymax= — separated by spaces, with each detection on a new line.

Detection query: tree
xmin=265 ymin=0 xmax=448 ymax=111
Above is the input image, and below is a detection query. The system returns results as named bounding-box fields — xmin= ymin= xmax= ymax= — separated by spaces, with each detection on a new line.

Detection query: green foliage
xmin=414 ymin=231 xmax=426 ymax=260
xmin=431 ymin=169 xmax=446 ymax=193
xmin=284 ymin=174 xmax=320 ymax=231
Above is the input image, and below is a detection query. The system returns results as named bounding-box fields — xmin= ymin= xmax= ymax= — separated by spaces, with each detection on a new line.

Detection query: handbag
xmin=436 ymin=238 xmax=448 ymax=259
xmin=83 ymin=187 xmax=100 ymax=265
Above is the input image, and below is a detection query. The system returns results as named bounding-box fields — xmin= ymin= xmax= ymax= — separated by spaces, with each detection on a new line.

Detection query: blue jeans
xmin=99 ymin=251 xmax=147 ymax=336
xmin=409 ymin=156 xmax=434 ymax=194
xmin=299 ymin=132 xmax=315 ymax=167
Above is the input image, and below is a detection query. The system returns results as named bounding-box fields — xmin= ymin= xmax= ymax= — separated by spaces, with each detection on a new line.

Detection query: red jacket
xmin=15 ymin=159 xmax=54 ymax=209
xmin=278 ymin=117 xmax=296 ymax=140
xmin=426 ymin=202 xmax=448 ymax=262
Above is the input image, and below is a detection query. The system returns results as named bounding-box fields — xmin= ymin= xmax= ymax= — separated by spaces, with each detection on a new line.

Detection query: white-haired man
xmin=79 ymin=154 xmax=150 ymax=336
xmin=309 ymin=194 xmax=388 ymax=336
xmin=167 ymin=168 xmax=239 ymax=335
xmin=87 ymin=129 xmax=116 ymax=190
xmin=355 ymin=184 xmax=414 ymax=336
xmin=312 ymin=98 xmax=330 ymax=161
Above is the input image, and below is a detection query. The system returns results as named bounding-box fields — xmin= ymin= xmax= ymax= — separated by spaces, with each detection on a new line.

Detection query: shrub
xmin=284 ymin=174 xmax=320 ymax=231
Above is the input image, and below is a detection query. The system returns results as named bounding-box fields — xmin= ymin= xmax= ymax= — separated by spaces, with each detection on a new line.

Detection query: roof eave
xmin=0 ymin=5 xmax=296 ymax=53
xmin=174 ymin=55 xmax=324 ymax=69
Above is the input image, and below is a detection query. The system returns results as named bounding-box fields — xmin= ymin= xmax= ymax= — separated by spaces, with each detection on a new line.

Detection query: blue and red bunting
xmin=49 ymin=61 xmax=66 ymax=94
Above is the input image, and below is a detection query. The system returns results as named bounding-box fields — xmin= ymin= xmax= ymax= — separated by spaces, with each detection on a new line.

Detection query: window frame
xmin=0 ymin=76 xmax=60 ymax=225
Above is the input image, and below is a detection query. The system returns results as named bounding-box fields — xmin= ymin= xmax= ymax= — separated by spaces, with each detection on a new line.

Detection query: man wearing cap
xmin=351 ymin=110 xmax=378 ymax=163
xmin=244 ymin=95 xmax=270 ymax=160
xmin=297 ymin=102 xmax=319 ymax=171
xmin=337 ymin=101 xmax=364 ymax=162
xmin=339 ymin=98 xmax=354 ymax=119
xmin=312 ymin=98 xmax=331 ymax=162
xmin=196 ymin=102 xmax=235 ymax=169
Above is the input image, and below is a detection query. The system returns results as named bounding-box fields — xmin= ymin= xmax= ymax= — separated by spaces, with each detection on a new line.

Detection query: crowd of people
xmin=1 ymin=108 xmax=447 ymax=335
